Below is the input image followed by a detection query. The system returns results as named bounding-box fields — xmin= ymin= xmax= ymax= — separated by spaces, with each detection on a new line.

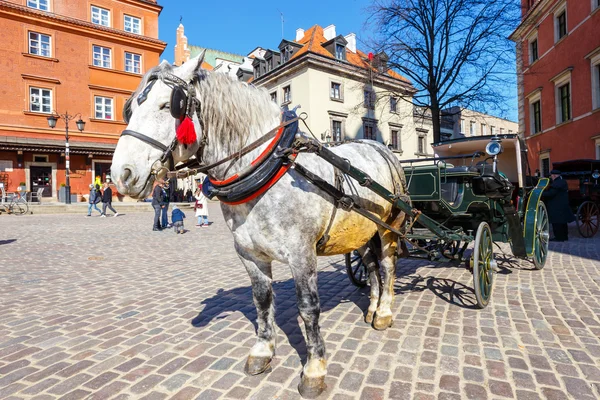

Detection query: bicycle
xmin=0 ymin=187 xmax=29 ymax=215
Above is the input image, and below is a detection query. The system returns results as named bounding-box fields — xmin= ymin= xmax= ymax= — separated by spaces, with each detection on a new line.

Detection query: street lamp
xmin=47 ymin=111 xmax=85 ymax=204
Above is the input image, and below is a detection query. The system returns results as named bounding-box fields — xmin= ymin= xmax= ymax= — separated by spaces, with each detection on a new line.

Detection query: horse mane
xmin=193 ymin=71 xmax=280 ymax=155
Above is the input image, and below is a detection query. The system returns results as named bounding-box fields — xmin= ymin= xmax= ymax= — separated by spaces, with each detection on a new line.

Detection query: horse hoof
xmin=373 ymin=314 xmax=393 ymax=330
xmin=365 ymin=311 xmax=375 ymax=324
xmin=244 ymin=356 xmax=272 ymax=376
xmin=298 ymin=374 xmax=326 ymax=399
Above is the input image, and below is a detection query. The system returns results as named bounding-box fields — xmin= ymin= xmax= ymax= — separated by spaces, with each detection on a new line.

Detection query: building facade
xmin=0 ymin=0 xmax=165 ymax=199
xmin=441 ymin=106 xmax=518 ymax=140
xmin=511 ymin=0 xmax=600 ymax=177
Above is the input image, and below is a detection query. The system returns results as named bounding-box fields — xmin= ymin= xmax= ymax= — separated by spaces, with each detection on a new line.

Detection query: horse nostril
xmin=122 ymin=168 xmax=132 ymax=184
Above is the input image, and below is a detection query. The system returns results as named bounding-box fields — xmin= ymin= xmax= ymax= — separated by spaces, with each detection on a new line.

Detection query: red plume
xmin=368 ymin=52 xmax=374 ymax=61
xmin=176 ymin=116 xmax=197 ymax=145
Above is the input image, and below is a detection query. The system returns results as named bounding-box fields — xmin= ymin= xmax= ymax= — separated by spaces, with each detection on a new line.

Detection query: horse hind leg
xmin=373 ymin=216 xmax=403 ymax=331
xmin=237 ymin=248 xmax=276 ymax=376
xmin=358 ymin=237 xmax=382 ymax=325
xmin=290 ymin=253 xmax=327 ymax=399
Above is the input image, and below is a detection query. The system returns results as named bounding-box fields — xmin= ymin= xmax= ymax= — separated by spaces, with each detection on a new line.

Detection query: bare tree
xmin=368 ymin=0 xmax=521 ymax=143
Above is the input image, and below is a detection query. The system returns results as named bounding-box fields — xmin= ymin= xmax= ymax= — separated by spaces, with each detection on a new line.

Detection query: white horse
xmin=111 ymin=54 xmax=407 ymax=398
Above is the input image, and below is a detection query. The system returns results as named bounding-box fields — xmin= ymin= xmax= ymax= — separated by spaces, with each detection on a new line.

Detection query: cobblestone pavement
xmin=1 ymin=204 xmax=600 ymax=400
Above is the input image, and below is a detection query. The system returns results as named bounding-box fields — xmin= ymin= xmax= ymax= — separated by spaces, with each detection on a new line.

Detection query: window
xmin=270 ymin=91 xmax=277 ymax=103
xmin=500 ymin=128 xmax=505 ymax=134
xmin=93 ymin=45 xmax=111 ymax=68
xmin=124 ymin=15 xmax=141 ymax=34
xmin=335 ymin=43 xmax=346 ymax=61
xmin=418 ymin=136 xmax=426 ymax=154
xmin=508 ymin=130 xmax=513 ymax=134
xmin=390 ymin=97 xmax=398 ymax=113
xmin=595 ymin=0 xmax=600 ymax=11
xmin=530 ymin=38 xmax=538 ymax=63
xmin=282 ymin=85 xmax=291 ymax=104
xmin=332 ymin=120 xmax=343 ymax=142
xmin=558 ymin=83 xmax=571 ymax=122
xmin=91 ymin=6 xmax=110 ymax=27
xmin=540 ymin=156 xmax=550 ymax=177
xmin=28 ymin=32 xmax=51 ymax=57
xmin=331 ymin=82 xmax=342 ymax=100
xmin=390 ymin=129 xmax=400 ymax=151
xmin=33 ymin=155 xmax=48 ymax=163
xmin=27 ymin=0 xmax=48 ymax=11
xmin=481 ymin=124 xmax=487 ymax=135
xmin=592 ymin=58 xmax=600 ymax=110
xmin=363 ymin=123 xmax=375 ymax=140
xmin=460 ymin=119 xmax=465 ymax=134
xmin=469 ymin=121 xmax=475 ymax=136
xmin=491 ymin=126 xmax=496 ymax=135
xmin=364 ymin=90 xmax=375 ymax=109
xmin=29 ymin=87 xmax=52 ymax=113
xmin=532 ymin=100 xmax=542 ymax=133
xmin=94 ymin=96 xmax=113 ymax=120
xmin=555 ymin=9 xmax=567 ymax=42
xmin=125 ymin=52 xmax=141 ymax=74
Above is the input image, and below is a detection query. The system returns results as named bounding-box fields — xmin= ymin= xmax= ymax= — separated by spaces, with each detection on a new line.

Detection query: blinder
xmin=170 ymin=86 xmax=188 ymax=120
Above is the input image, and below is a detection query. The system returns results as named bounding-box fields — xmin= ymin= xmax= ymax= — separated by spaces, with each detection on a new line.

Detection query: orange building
xmin=511 ymin=0 xmax=600 ymax=177
xmin=0 ymin=0 xmax=166 ymax=201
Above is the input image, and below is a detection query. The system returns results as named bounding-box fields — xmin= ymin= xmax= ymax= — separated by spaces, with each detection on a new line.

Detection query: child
xmin=171 ymin=205 xmax=186 ymax=234
xmin=194 ymin=186 xmax=210 ymax=227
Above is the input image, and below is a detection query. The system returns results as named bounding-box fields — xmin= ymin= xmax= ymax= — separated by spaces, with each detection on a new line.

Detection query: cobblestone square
xmin=1 ymin=204 xmax=599 ymax=399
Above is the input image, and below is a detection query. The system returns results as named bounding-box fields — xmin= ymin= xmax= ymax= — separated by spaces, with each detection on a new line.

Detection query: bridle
xmin=121 ymin=71 xmax=205 ymax=182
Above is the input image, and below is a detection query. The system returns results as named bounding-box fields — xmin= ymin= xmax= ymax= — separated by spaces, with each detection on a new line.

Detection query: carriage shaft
xmin=300 ymin=137 xmax=471 ymax=242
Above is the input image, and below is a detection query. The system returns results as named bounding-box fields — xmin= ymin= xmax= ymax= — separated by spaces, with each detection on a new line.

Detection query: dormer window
xmin=278 ymin=40 xmax=303 ymax=64
xmin=322 ymin=35 xmax=348 ymax=62
xmin=335 ymin=43 xmax=346 ymax=61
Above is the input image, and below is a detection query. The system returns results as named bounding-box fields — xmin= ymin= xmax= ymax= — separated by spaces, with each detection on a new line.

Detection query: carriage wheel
xmin=345 ymin=251 xmax=368 ymax=287
xmin=533 ymin=201 xmax=549 ymax=270
xmin=576 ymin=201 xmax=599 ymax=238
xmin=472 ymin=222 xmax=494 ymax=309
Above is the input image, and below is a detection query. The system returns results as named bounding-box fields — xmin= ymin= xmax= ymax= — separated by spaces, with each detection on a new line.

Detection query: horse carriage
xmin=550 ymin=159 xmax=600 ymax=238
xmin=112 ymin=56 xmax=552 ymax=398
xmin=346 ymin=134 xmax=550 ymax=309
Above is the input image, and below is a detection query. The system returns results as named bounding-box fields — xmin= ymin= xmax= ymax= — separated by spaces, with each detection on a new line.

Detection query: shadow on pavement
xmin=0 ymin=239 xmax=17 ymax=246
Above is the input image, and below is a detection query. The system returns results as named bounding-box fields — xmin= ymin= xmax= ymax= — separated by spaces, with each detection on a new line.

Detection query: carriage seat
xmin=472 ymin=165 xmax=514 ymax=199
xmin=444 ymin=166 xmax=480 ymax=175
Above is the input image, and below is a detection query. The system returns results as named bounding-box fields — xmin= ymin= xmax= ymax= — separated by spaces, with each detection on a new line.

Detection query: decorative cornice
xmin=550 ymin=66 xmax=573 ymax=82
xmin=88 ymin=84 xmax=133 ymax=95
xmin=21 ymin=74 xmax=61 ymax=84
xmin=0 ymin=1 xmax=166 ymax=51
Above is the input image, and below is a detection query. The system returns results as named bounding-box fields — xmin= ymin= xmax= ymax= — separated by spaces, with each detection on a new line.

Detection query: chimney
xmin=323 ymin=24 xmax=336 ymax=40
xmin=296 ymin=28 xmax=305 ymax=41
xmin=344 ymin=33 xmax=356 ymax=53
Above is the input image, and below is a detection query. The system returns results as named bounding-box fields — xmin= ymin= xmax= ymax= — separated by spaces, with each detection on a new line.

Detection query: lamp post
xmin=47 ymin=112 xmax=85 ymax=204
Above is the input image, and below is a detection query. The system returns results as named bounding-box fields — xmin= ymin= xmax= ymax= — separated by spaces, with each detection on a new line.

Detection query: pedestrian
xmin=542 ymin=169 xmax=575 ymax=242
xmin=151 ymin=179 xmax=166 ymax=231
xmin=171 ymin=204 xmax=186 ymax=234
xmin=94 ymin=175 xmax=102 ymax=189
xmin=86 ymin=183 xmax=102 ymax=217
xmin=194 ymin=185 xmax=210 ymax=227
xmin=161 ymin=181 xmax=170 ymax=228
xmin=186 ymin=188 xmax=193 ymax=202
xmin=100 ymin=182 xmax=119 ymax=217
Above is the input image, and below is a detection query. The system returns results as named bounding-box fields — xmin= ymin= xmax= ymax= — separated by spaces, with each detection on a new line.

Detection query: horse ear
xmin=177 ymin=51 xmax=206 ymax=82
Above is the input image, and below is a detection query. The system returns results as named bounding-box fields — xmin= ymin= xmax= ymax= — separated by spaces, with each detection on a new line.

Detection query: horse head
xmin=111 ymin=53 xmax=206 ymax=199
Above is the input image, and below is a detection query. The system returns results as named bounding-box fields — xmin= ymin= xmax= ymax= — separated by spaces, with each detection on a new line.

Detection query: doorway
xmin=30 ymin=166 xmax=52 ymax=197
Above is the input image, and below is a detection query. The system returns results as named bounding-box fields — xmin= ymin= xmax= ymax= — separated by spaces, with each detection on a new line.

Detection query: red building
xmin=0 ymin=0 xmax=165 ymax=201
xmin=511 ymin=0 xmax=600 ymax=177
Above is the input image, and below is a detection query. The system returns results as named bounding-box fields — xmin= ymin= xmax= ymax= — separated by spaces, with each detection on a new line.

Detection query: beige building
xmin=442 ymin=106 xmax=518 ymax=140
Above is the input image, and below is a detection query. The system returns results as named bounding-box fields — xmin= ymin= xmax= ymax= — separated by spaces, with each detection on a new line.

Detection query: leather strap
xmin=121 ymin=130 xmax=169 ymax=152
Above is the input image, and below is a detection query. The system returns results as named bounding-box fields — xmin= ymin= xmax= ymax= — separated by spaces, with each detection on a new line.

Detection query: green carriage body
xmin=402 ymin=134 xmax=548 ymax=260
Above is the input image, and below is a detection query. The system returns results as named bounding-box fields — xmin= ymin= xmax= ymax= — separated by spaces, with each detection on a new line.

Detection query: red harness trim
xmin=208 ymin=125 xmax=284 ymax=187
xmin=219 ymin=153 xmax=297 ymax=206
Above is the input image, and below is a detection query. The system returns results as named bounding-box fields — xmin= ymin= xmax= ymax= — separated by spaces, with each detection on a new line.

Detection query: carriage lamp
xmin=593 ymin=170 xmax=600 ymax=180
xmin=47 ymin=111 xmax=85 ymax=204
xmin=485 ymin=140 xmax=503 ymax=156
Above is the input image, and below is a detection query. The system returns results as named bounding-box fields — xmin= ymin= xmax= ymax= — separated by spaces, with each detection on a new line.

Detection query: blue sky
xmin=156 ymin=0 xmax=517 ymax=121
xmin=158 ymin=0 xmax=373 ymax=61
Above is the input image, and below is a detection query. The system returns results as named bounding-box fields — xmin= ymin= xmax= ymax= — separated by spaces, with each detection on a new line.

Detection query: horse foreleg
xmin=238 ymin=250 xmax=276 ymax=376
xmin=291 ymin=255 xmax=327 ymax=399
xmin=358 ymin=243 xmax=382 ymax=325
xmin=373 ymin=228 xmax=398 ymax=330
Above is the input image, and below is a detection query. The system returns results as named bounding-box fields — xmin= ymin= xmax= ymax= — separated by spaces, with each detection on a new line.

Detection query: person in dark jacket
xmin=100 ymin=182 xmax=119 ymax=217
xmin=171 ymin=205 xmax=186 ymax=234
xmin=151 ymin=180 xmax=166 ymax=231
xmin=161 ymin=181 xmax=170 ymax=228
xmin=542 ymin=169 xmax=575 ymax=241
xmin=87 ymin=184 xmax=102 ymax=217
